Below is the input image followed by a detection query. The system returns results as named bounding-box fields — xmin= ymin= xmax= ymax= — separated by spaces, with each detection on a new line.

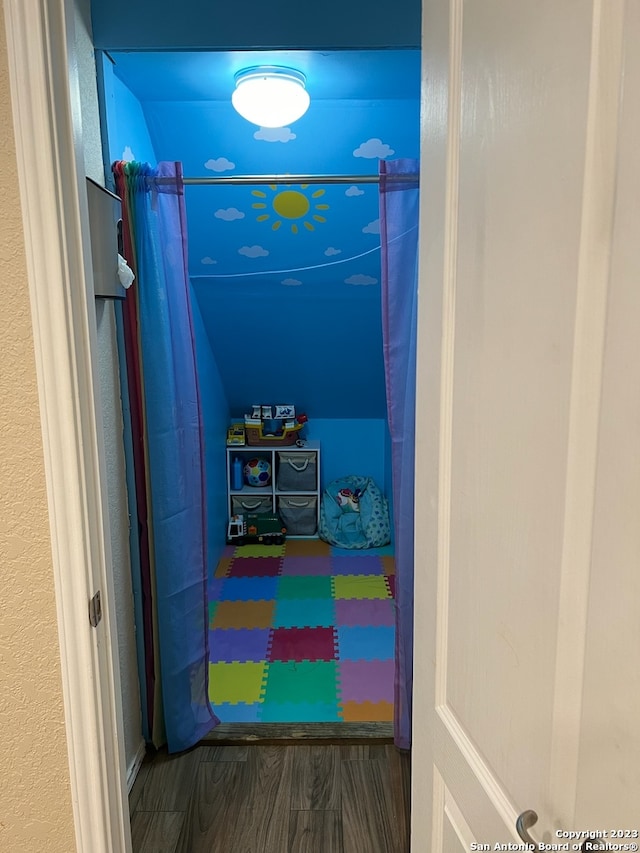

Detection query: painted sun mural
xmin=252 ymin=185 xmax=330 ymax=234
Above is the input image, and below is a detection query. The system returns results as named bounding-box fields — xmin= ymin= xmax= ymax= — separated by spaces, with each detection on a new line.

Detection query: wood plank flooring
xmin=130 ymin=743 xmax=411 ymax=853
xmin=201 ymin=721 xmax=394 ymax=744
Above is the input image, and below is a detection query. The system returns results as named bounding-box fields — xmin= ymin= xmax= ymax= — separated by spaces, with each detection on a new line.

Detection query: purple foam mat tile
xmin=209 ymin=627 xmax=271 ymax=663
xmin=334 ymin=598 xmax=395 ymax=627
xmin=337 ymin=659 xmax=395 ymax=704
xmin=330 ymin=556 xmax=384 ymax=576
xmin=209 ymin=578 xmax=225 ymax=601
xmin=280 ymin=555 xmax=334 ymax=577
xmin=265 ymin=628 xmax=275 ymax=661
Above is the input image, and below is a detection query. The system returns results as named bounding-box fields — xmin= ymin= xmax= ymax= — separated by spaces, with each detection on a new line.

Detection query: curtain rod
xmin=182 ymin=174 xmax=381 ymax=186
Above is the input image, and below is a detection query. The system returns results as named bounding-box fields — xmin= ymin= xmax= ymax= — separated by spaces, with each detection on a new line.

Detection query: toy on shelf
xmin=227 ymin=513 xmax=287 ymax=545
xmin=226 ymin=422 xmax=246 ymax=446
xmin=243 ymin=405 xmax=309 ymax=446
xmin=243 ymin=457 xmax=272 ymax=487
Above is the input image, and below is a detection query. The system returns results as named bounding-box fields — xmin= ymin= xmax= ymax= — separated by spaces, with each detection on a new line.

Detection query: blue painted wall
xmin=144 ymin=95 xmax=419 ymax=290
xmin=192 ymin=278 xmax=387 ymax=419
xmin=98 ymin=47 xmax=420 ymax=517
xmin=98 ymin=55 xmax=157 ymax=176
xmin=111 ymin=53 xmax=420 ymax=431
xmin=91 ymin=0 xmax=421 ymax=50
xmin=307 ymin=419 xmax=389 ymax=487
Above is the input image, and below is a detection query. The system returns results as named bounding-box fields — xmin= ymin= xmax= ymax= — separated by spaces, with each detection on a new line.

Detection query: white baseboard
xmin=126 ymin=739 xmax=146 ymax=794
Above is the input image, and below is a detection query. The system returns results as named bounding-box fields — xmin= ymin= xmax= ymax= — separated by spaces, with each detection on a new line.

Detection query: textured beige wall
xmin=0 ymin=15 xmax=77 ymax=853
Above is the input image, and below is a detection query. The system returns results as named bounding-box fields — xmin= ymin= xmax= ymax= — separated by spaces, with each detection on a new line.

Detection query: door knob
xmin=516 ymin=811 xmax=604 ymax=853
xmin=516 ymin=810 xmax=540 ymax=848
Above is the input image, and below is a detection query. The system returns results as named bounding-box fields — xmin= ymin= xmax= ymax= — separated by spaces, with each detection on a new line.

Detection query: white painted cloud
xmin=204 ymin=157 xmax=235 ymax=172
xmin=362 ymin=219 xmax=381 ymax=234
xmin=345 ymin=185 xmax=365 ymax=197
xmin=324 ymin=247 xmax=342 ymax=257
xmin=345 ymin=274 xmax=378 ymax=286
xmin=254 ymin=126 xmax=296 ymax=143
xmin=201 ymin=257 xmax=217 ymax=265
xmin=239 ymin=245 xmax=269 ymax=258
xmin=281 ymin=278 xmax=302 ymax=286
xmin=121 ymin=146 xmax=136 ymax=161
xmin=353 ymin=138 xmax=395 ymax=159
xmin=215 ymin=208 xmax=245 ymax=221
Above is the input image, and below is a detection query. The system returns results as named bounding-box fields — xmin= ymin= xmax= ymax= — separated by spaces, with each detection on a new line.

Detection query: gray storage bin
xmin=231 ymin=495 xmax=272 ymax=514
xmin=277 ymin=496 xmax=317 ymax=536
xmin=276 ymin=451 xmax=317 ymax=491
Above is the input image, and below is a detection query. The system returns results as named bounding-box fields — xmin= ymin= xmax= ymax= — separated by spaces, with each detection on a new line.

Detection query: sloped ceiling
xmin=91 ymin=0 xmax=421 ymax=50
xmin=107 ymin=49 xmax=421 ymax=417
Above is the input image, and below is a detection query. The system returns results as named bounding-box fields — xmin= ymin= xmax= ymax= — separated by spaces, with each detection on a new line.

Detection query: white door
xmin=412 ymin=0 xmax=640 ymax=848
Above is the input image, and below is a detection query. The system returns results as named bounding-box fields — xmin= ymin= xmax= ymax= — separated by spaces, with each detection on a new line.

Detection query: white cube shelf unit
xmin=226 ymin=440 xmax=321 ymax=538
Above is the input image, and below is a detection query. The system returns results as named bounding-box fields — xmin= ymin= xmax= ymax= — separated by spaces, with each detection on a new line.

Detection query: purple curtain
xmin=379 ymin=159 xmax=419 ymax=750
xmin=115 ymin=161 xmax=219 ymax=752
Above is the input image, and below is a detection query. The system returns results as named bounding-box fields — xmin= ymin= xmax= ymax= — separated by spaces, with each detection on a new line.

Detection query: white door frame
xmin=3 ymin=1 xmax=131 ymax=850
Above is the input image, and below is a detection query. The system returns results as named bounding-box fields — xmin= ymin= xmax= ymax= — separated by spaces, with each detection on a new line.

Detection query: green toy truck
xmin=226 ymin=513 xmax=287 ymax=545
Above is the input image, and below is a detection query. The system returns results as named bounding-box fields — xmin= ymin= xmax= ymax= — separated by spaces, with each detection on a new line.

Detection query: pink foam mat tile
xmin=385 ymin=575 xmax=396 ymax=598
xmin=227 ymin=556 xmax=283 ymax=578
xmin=267 ymin=626 xmax=338 ymax=662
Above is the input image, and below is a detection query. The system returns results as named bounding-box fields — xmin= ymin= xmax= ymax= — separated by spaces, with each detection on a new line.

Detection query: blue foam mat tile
xmin=218 ymin=576 xmax=279 ymax=602
xmin=212 ymin=702 xmax=262 ymax=723
xmin=331 ymin=555 xmax=384 ymax=576
xmin=273 ymin=597 xmax=336 ymax=628
xmin=259 ymin=701 xmax=343 ymax=722
xmin=336 ymin=625 xmax=396 ymax=661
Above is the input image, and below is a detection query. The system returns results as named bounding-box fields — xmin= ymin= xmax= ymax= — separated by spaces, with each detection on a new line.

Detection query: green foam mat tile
xmin=262 ymin=660 xmax=339 ymax=705
xmin=208 ymin=661 xmax=268 ymax=705
xmin=277 ymin=575 xmax=333 ymax=600
xmin=233 ymin=543 xmax=285 ymax=558
xmin=332 ymin=574 xmax=390 ymax=600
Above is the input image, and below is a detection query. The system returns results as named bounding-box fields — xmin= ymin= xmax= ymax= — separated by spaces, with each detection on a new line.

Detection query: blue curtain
xmin=115 ymin=161 xmax=219 ymax=752
xmin=379 ymin=159 xmax=419 ymax=750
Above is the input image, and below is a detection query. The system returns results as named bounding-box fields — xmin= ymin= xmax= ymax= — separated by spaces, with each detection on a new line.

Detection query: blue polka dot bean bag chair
xmin=319 ymin=475 xmax=391 ymax=549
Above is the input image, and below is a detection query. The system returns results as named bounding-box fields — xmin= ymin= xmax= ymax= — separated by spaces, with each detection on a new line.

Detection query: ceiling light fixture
xmin=231 ymin=66 xmax=310 ymax=128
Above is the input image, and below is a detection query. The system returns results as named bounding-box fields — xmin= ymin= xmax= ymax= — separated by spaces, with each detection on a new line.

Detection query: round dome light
xmin=231 ymin=66 xmax=310 ymax=128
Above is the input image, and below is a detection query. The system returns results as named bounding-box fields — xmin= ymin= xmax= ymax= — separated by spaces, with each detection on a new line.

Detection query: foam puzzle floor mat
xmin=208 ymin=539 xmax=396 ymax=723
